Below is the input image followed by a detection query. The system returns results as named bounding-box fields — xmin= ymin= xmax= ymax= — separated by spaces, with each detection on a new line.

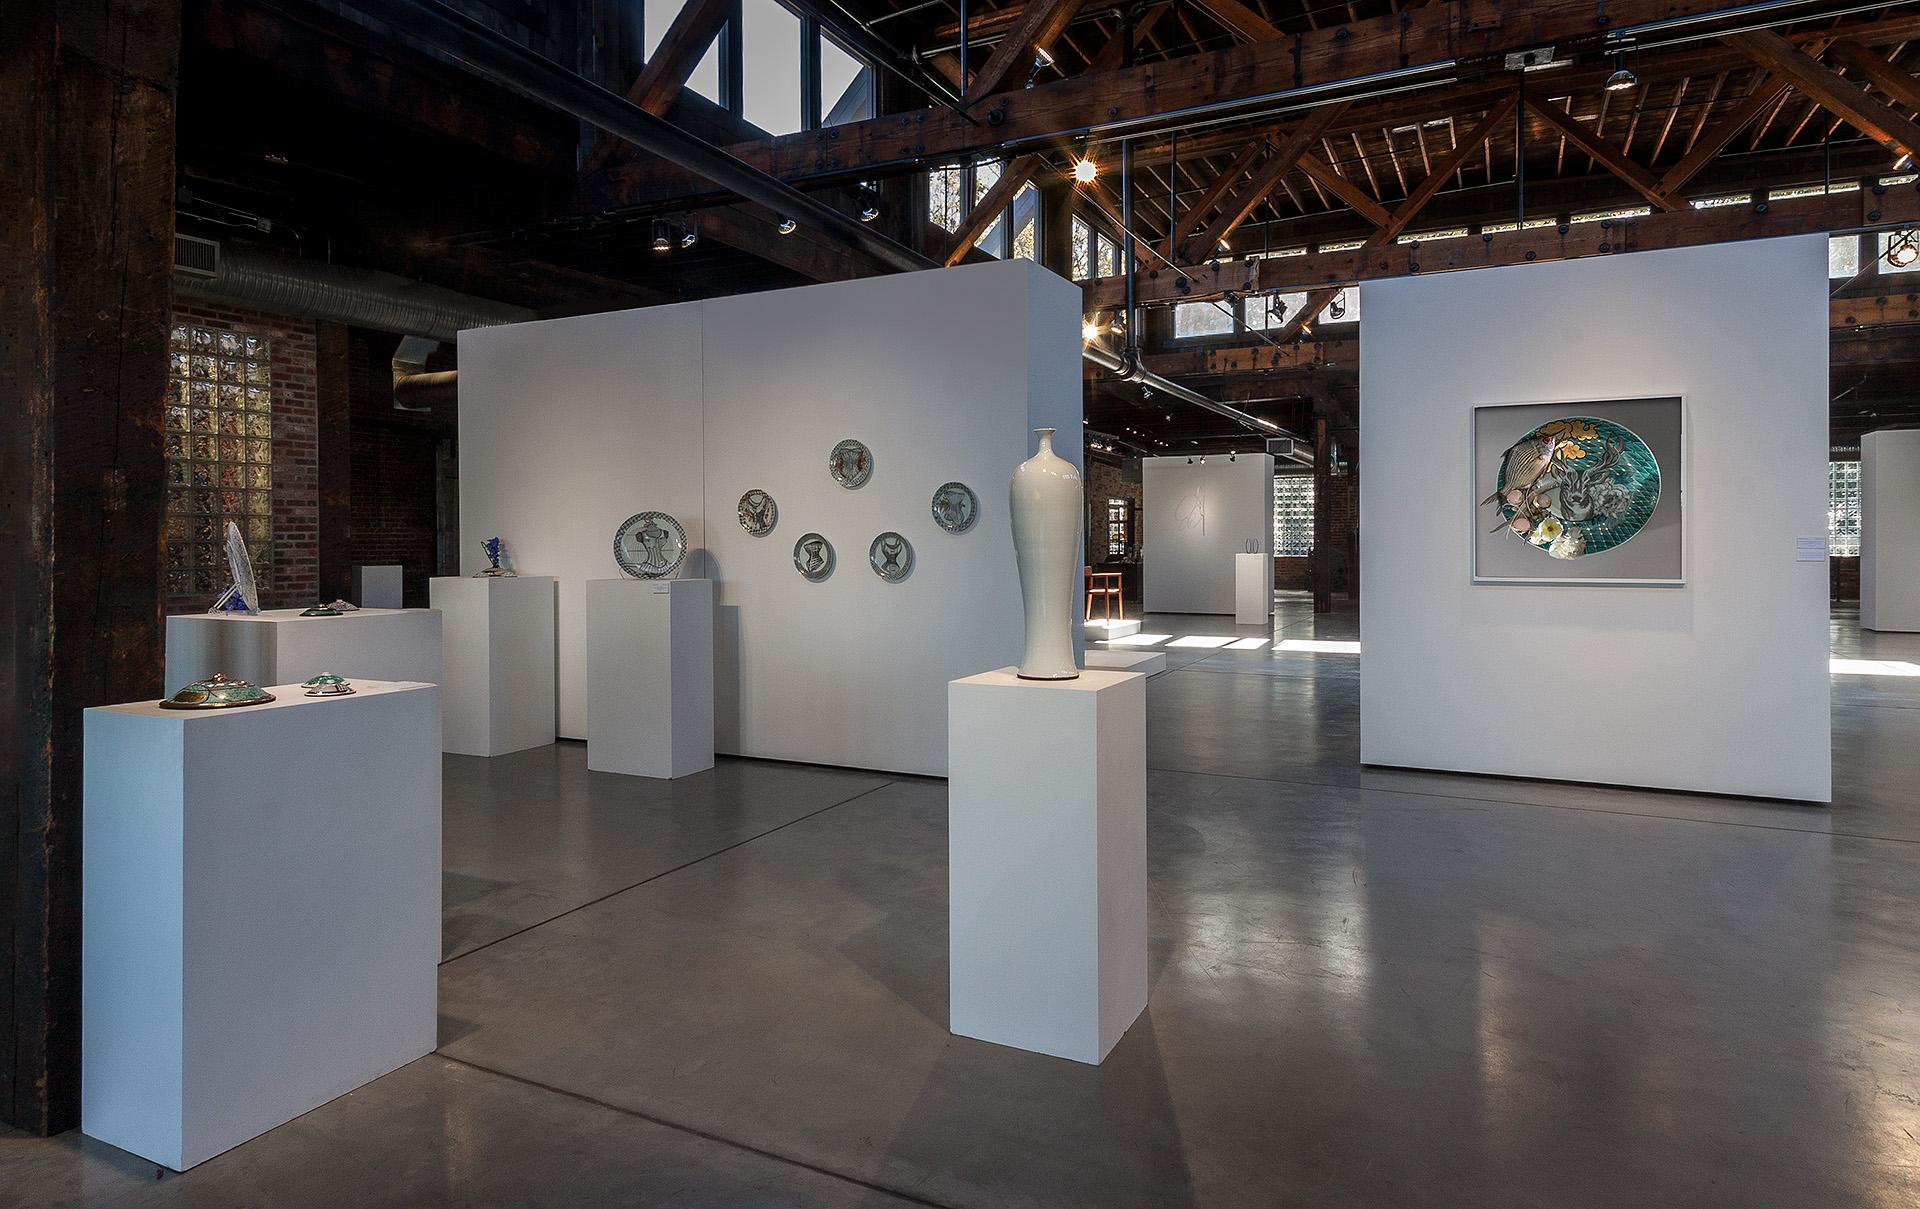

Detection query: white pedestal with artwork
xmin=81 ymin=681 xmax=440 ymax=1172
xmin=1234 ymin=552 xmax=1272 ymax=625
xmin=431 ymin=575 xmax=557 ymax=756
xmin=163 ymin=608 xmax=442 ymax=697
xmin=947 ymin=667 xmax=1147 ymax=1064
xmin=1085 ymin=617 xmax=1142 ymax=641
xmin=1085 ymin=648 xmax=1166 ymax=675
xmin=351 ymin=564 xmax=404 ymax=609
xmin=586 ymin=578 xmax=714 ymax=779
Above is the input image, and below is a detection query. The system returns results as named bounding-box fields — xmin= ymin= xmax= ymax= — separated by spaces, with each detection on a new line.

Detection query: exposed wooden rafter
xmin=967 ymin=0 xmax=1086 ymax=100
xmin=1725 ymin=28 xmax=1920 ymax=161
xmin=1180 ymin=105 xmax=1350 ymax=263
xmin=581 ymin=0 xmax=730 ymax=173
xmin=1525 ymin=97 xmax=1690 ymax=211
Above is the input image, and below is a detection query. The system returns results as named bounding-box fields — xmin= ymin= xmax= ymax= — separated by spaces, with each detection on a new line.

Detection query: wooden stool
xmin=1085 ymin=568 xmax=1125 ymax=622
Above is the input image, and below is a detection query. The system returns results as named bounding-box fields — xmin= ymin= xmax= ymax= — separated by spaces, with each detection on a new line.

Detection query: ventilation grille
xmin=173 ymin=234 xmax=219 ymax=278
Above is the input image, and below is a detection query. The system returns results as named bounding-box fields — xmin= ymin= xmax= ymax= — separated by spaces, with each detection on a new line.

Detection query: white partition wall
xmin=1862 ymin=429 xmax=1920 ymax=632
xmin=1361 ymin=237 xmax=1831 ymax=802
xmin=1141 ymin=453 xmax=1275 ymax=614
xmin=459 ymin=259 xmax=1083 ymax=775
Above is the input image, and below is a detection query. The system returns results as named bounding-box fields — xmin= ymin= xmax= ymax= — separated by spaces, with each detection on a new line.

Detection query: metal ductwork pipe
xmin=1083 ymin=341 xmax=1310 ymax=458
xmin=173 ymin=242 xmax=532 ymax=342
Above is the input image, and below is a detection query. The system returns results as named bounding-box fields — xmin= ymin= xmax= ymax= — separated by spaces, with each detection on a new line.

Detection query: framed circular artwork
xmin=614 ymin=511 xmax=687 ymax=578
xmin=738 ymin=489 xmax=778 ymax=537
xmin=793 ymin=532 xmax=835 ymax=582
xmin=828 ymin=439 xmax=874 ymax=489
xmin=930 ymin=482 xmax=979 ymax=534
xmin=868 ymin=532 xmax=913 ymax=583
xmin=1487 ymin=417 xmax=1661 ymax=560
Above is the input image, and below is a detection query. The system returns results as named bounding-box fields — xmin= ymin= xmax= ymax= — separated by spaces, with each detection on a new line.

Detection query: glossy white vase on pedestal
xmin=1010 ymin=427 xmax=1082 ymax=680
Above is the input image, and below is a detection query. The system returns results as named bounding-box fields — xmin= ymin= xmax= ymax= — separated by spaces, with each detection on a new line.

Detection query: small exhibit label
xmin=652 ymin=583 xmax=671 ymax=593
xmin=1796 ymin=536 xmax=1828 ymax=562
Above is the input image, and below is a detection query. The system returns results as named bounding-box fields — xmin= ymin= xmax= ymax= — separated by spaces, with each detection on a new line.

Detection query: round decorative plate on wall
xmin=793 ymin=532 xmax=835 ymax=581
xmin=1488 ymin=417 xmax=1661 ymax=560
xmin=828 ymin=439 xmax=874 ymax=489
xmin=737 ymin=489 xmax=778 ymax=536
xmin=869 ymin=532 xmax=914 ymax=582
xmin=614 ymin=511 xmax=687 ymax=578
xmin=930 ymin=482 xmax=979 ymax=534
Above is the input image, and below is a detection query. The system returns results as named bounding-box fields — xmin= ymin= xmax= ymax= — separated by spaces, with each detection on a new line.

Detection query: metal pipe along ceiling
xmin=173 ymin=243 xmax=532 ymax=342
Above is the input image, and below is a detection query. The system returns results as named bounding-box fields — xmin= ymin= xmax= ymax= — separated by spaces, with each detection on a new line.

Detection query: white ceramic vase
xmin=1010 ymin=427 xmax=1082 ymax=680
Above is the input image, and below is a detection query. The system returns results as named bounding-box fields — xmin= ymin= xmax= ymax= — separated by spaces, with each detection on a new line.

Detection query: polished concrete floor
xmin=7 ymin=598 xmax=1920 ymax=1207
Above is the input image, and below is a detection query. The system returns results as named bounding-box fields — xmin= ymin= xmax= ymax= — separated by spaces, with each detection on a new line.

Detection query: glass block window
xmin=166 ymin=323 xmax=272 ymax=596
xmin=1072 ymin=216 xmax=1093 ymax=280
xmin=1106 ymin=497 xmax=1130 ymax=558
xmin=1274 ymin=474 xmax=1314 ymax=556
xmin=1830 ymin=460 xmax=1861 ymax=557
xmin=1095 ymin=233 xmax=1120 ymax=279
xmin=1174 ymin=300 xmax=1234 ymax=338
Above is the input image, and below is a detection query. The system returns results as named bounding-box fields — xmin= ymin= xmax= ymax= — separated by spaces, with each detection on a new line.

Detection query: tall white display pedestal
xmin=351 ymin=564 xmax=404 ymax=609
xmin=82 ymin=681 xmax=440 ymax=1172
xmin=586 ymin=578 xmax=714 ymax=779
xmin=430 ymin=575 xmax=557 ymax=755
xmin=1234 ymin=551 xmax=1272 ymax=625
xmin=163 ymin=608 xmax=442 ymax=697
xmin=948 ymin=668 xmax=1147 ymax=1064
xmin=1862 ymin=429 xmax=1920 ymax=632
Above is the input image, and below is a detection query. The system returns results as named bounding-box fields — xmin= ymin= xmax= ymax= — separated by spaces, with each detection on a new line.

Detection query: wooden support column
xmin=1312 ymin=415 xmax=1333 ymax=614
xmin=1 ymin=0 xmax=177 ymax=1134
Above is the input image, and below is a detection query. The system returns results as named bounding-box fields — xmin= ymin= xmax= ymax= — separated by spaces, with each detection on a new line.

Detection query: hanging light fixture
xmin=1073 ymin=157 xmax=1098 ymax=184
xmin=651 ymin=222 xmax=671 ymax=253
xmin=1888 ymin=230 xmax=1919 ymax=269
xmin=679 ymin=227 xmax=698 ymax=249
xmin=1082 ymin=318 xmax=1103 ymax=342
xmin=1604 ymin=51 xmax=1638 ymax=91
xmin=858 ymin=183 xmax=881 ymax=222
xmin=777 ymin=217 xmax=798 ymax=235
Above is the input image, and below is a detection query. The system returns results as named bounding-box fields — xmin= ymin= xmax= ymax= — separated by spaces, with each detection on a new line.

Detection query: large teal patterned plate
xmin=1492 ymin=417 xmax=1660 ymax=558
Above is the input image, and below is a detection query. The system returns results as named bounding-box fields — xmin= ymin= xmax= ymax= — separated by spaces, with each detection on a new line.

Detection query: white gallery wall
xmin=1141 ymin=453 xmax=1275 ymax=613
xmin=459 ymin=258 xmax=1083 ymax=775
xmin=1861 ymin=428 xmax=1920 ymax=632
xmin=1361 ymin=237 xmax=1831 ymax=802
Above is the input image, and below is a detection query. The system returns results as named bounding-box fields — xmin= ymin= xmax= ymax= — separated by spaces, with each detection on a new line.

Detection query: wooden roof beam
xmin=1655 ymin=73 xmax=1792 ymax=198
xmin=1296 ymin=152 xmax=1392 ymax=227
xmin=582 ymin=0 xmax=730 ymax=172
xmin=1181 ymin=104 xmax=1350 ymax=262
xmin=943 ymin=153 xmax=1048 ymax=265
xmin=1158 ymin=139 xmax=1267 ymax=261
xmin=967 ymin=0 xmax=1087 ymax=100
xmin=1525 ymin=97 xmax=1690 ymax=211
xmin=1188 ymin=0 xmax=1285 ymax=43
xmin=1825 ymin=38 xmax=1920 ymax=117
xmin=1725 ymin=28 xmax=1920 ymax=161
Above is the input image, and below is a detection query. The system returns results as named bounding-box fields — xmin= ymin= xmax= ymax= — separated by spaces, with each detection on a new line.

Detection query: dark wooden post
xmin=0 ymin=0 xmax=179 ymax=1134
xmin=316 ymin=322 xmax=354 ymax=604
xmin=1312 ymin=415 xmax=1333 ymax=614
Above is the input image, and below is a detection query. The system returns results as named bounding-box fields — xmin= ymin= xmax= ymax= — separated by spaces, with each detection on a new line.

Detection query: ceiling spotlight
xmin=680 ymin=227 xmax=698 ymax=249
xmin=1327 ymin=294 xmax=1347 ymax=320
xmin=651 ymin=222 xmax=671 ymax=253
xmin=1898 ymin=152 xmax=1915 ymax=171
xmin=1217 ymin=239 xmax=1232 ymax=255
xmin=1605 ymin=65 xmax=1638 ymax=91
xmin=1026 ymin=46 xmax=1054 ymax=88
xmin=860 ymin=202 xmax=881 ymax=222
xmin=777 ymin=217 xmax=797 ymax=235
xmin=1073 ymin=157 xmax=1098 ymax=184
xmin=1888 ymin=230 xmax=1919 ymax=269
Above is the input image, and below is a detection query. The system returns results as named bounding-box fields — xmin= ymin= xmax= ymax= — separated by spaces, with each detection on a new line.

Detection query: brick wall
xmin=349 ymin=330 xmax=457 ymax=608
xmin=167 ymin=303 xmax=319 ymax=613
xmin=1085 ymin=456 xmax=1142 ymax=563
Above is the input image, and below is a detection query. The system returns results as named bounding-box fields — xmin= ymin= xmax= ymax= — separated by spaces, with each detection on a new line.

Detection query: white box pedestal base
xmin=1084 ymin=617 xmax=1142 ymax=640
xmin=82 ymin=681 xmax=440 ymax=1171
xmin=163 ymin=608 xmax=442 ymax=697
xmin=351 ymin=564 xmax=404 ymax=609
xmin=431 ymin=575 xmax=557 ymax=756
xmin=948 ymin=667 xmax=1147 ymax=1064
xmin=1234 ymin=552 xmax=1272 ymax=625
xmin=1085 ymin=648 xmax=1167 ymax=675
xmin=586 ymin=578 xmax=714 ymax=779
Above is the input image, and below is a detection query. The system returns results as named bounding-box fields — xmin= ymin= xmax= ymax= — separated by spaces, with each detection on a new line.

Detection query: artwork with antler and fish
xmin=1472 ymin=398 xmax=1682 ymax=586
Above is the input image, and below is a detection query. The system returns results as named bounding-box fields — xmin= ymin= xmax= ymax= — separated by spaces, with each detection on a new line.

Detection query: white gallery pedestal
xmin=163 ymin=608 xmax=442 ymax=697
xmin=947 ymin=667 xmax=1147 ymax=1064
xmin=1086 ymin=648 xmax=1167 ymax=676
xmin=1084 ymin=617 xmax=1142 ymax=641
xmin=586 ymin=578 xmax=714 ymax=779
xmin=1234 ymin=552 xmax=1272 ymax=625
xmin=431 ymin=575 xmax=557 ymax=756
xmin=1862 ymin=429 xmax=1920 ymax=632
xmin=82 ymin=681 xmax=440 ymax=1171
xmin=351 ymin=564 xmax=404 ymax=609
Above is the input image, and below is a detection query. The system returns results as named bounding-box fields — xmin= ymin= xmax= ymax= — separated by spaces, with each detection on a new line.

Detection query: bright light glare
xmin=1108 ymin=633 xmax=1172 ymax=647
xmin=1072 ymin=158 xmax=1098 ymax=184
xmin=1831 ymin=658 xmax=1920 ymax=677
xmin=1168 ymin=635 xmax=1234 ymax=649
xmin=1082 ymin=319 xmax=1102 ymax=341
xmin=1277 ymin=639 xmax=1362 ymax=654
xmin=1227 ymin=638 xmax=1271 ymax=650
